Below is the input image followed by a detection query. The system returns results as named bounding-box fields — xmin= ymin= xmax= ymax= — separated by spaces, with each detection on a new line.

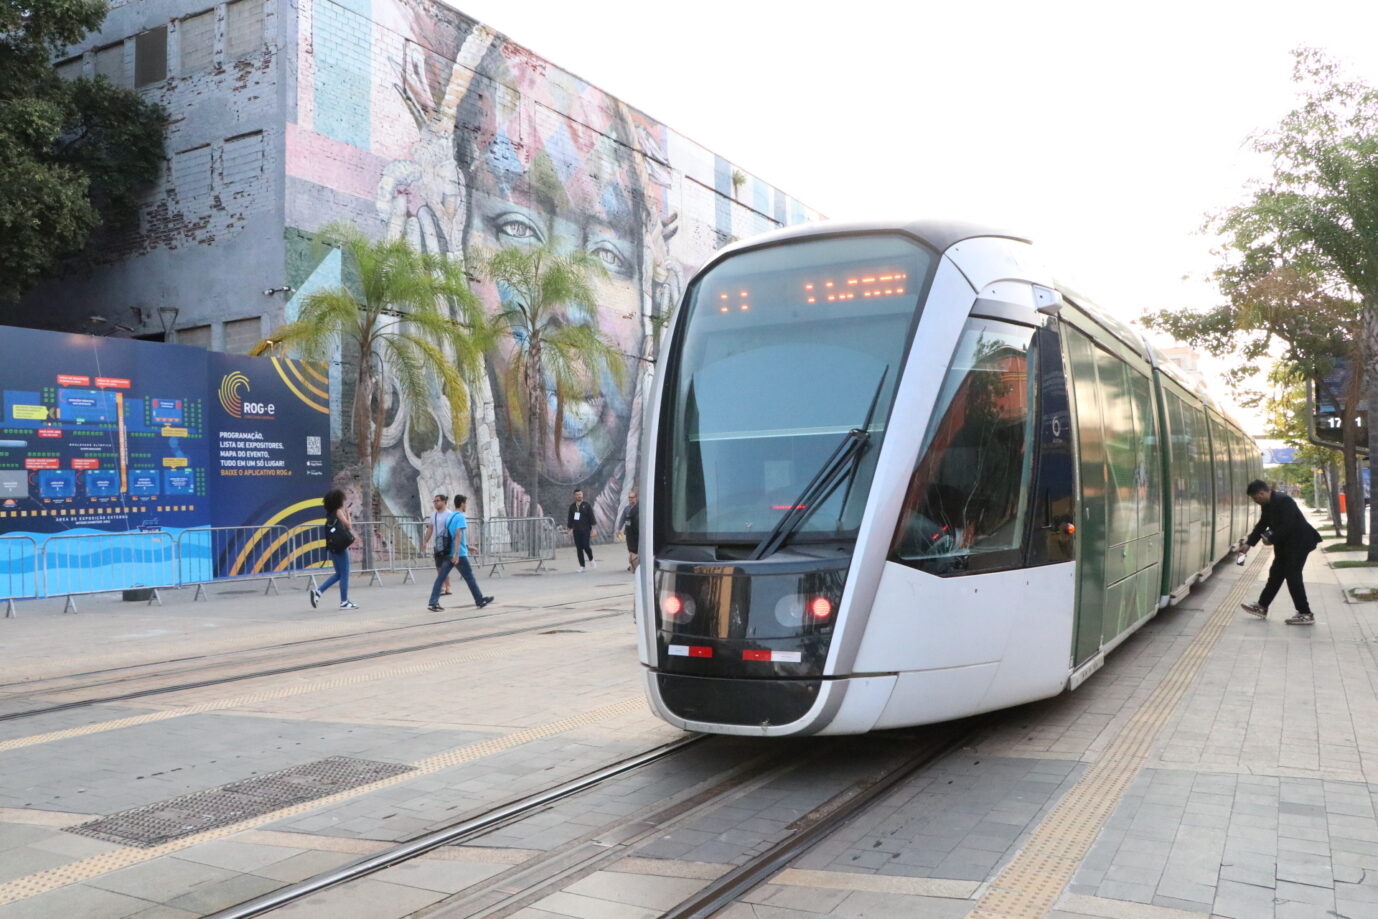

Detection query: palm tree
xmin=482 ymin=243 xmax=627 ymax=518
xmin=252 ymin=222 xmax=492 ymax=522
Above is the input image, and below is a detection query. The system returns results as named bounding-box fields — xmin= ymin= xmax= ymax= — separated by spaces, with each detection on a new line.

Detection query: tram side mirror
xmin=1033 ymin=286 xmax=1064 ymax=316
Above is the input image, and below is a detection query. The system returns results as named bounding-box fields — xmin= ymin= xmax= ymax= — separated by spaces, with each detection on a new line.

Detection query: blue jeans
xmin=318 ymin=550 xmax=349 ymax=602
xmin=430 ymin=556 xmax=483 ymax=606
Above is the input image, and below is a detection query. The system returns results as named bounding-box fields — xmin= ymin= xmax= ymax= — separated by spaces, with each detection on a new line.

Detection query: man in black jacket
xmin=1240 ymin=479 xmax=1323 ymax=625
xmin=567 ymin=488 xmax=596 ymax=572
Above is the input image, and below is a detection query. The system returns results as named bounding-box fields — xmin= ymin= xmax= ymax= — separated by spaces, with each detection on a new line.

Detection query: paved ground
xmin=0 ymin=513 xmax=1376 ymax=918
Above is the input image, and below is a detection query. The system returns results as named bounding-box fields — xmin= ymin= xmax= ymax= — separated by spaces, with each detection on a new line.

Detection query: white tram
xmin=635 ymin=220 xmax=1260 ymax=736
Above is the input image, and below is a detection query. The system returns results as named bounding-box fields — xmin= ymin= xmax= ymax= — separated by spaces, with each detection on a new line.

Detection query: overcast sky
xmin=445 ymin=0 xmax=1378 ymax=429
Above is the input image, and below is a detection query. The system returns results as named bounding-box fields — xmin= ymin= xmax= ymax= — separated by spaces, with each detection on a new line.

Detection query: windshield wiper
xmin=747 ymin=368 xmax=889 ymax=561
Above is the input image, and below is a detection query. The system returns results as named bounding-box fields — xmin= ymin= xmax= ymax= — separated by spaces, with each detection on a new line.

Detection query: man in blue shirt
xmin=428 ymin=494 xmax=494 ymax=612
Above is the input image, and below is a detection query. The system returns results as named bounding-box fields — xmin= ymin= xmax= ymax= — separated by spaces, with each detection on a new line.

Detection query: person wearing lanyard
xmin=428 ymin=494 xmax=493 ymax=612
xmin=422 ymin=493 xmax=453 ymax=597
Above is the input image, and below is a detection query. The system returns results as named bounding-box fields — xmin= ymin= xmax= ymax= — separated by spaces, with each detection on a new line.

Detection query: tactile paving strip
xmin=969 ymin=551 xmax=1266 ymax=919
xmin=67 ymin=756 xmax=414 ymax=847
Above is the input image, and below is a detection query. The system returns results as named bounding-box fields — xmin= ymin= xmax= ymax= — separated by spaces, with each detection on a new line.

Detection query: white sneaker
xmin=577 ymin=567 xmax=585 ymax=573
xmin=340 ymin=600 xmax=358 ymax=609
xmin=590 ymin=559 xmax=597 ymax=569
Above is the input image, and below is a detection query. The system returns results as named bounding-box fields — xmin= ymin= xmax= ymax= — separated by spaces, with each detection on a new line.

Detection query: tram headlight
xmin=773 ymin=593 xmax=805 ymax=628
xmin=773 ymin=593 xmax=836 ymax=627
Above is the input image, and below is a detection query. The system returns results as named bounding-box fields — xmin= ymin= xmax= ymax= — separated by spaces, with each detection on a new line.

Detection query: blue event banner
xmin=0 ymin=326 xmax=331 ymax=582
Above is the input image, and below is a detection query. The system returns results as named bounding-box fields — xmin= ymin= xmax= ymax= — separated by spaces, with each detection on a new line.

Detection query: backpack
xmin=436 ymin=516 xmax=454 ymax=556
xmin=325 ymin=516 xmax=355 ymax=553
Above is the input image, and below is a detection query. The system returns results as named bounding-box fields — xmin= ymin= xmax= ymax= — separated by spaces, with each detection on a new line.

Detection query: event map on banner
xmin=0 ymin=326 xmax=331 ymax=581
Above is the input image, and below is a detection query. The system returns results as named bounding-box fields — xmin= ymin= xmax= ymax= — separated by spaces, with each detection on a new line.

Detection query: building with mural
xmin=18 ymin=0 xmax=821 ymax=530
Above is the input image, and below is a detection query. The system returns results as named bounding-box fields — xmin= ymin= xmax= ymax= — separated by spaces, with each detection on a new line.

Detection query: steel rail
xmin=0 ymin=609 xmax=623 ymax=723
xmin=0 ymin=591 xmax=635 ymax=693
xmin=203 ymin=734 xmax=709 ymax=919
xmin=661 ymin=721 xmax=979 ymax=919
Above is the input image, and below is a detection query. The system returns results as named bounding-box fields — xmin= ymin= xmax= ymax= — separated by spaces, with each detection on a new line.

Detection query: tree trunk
xmin=525 ymin=340 xmax=545 ymax=520
xmin=1368 ymin=373 xmax=1378 ymax=560
xmin=1365 ymin=295 xmax=1378 ymax=560
xmin=354 ymin=346 xmax=376 ymax=572
xmin=1326 ymin=462 xmax=1342 ymax=532
xmin=1341 ymin=397 xmax=1364 ymax=545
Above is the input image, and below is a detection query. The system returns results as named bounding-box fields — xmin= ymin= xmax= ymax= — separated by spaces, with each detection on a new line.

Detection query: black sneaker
xmin=427 ymin=603 xmax=444 ymax=612
xmin=476 ymin=596 xmax=494 ymax=608
xmin=1286 ymin=613 xmax=1315 ymax=625
xmin=1241 ymin=603 xmax=1267 ymax=618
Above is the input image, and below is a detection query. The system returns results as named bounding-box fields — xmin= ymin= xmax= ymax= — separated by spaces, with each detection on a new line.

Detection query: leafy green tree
xmin=252 ymin=224 xmax=493 ymax=522
xmin=0 ymin=0 xmax=165 ymax=300
xmin=1150 ymin=48 xmax=1378 ymax=549
xmin=1144 ymin=266 xmax=1365 ymax=543
xmin=1218 ymin=48 xmax=1378 ymax=556
xmin=481 ymin=243 xmax=627 ymax=518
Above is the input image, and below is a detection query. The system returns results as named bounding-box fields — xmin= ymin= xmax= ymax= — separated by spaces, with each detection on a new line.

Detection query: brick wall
xmin=15 ymin=0 xmax=291 ymax=347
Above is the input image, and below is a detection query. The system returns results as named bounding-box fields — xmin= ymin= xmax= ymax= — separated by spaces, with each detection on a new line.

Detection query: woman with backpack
xmin=311 ymin=488 xmax=358 ymax=610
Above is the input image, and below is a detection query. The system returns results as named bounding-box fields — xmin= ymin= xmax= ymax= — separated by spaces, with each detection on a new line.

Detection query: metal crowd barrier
xmin=479 ymin=516 xmax=557 ymax=576
xmin=42 ymin=530 xmax=178 ymax=613
xmin=1 ymin=514 xmax=562 ymax=618
xmin=176 ymin=525 xmax=297 ymax=600
xmin=1 ymin=535 xmax=40 ymax=618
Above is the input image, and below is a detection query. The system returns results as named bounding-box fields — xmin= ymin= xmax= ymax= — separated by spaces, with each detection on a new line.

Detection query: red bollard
xmin=1340 ymin=492 xmax=1348 ymax=514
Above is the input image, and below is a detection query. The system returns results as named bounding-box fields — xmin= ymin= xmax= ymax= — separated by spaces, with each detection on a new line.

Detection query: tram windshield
xmin=661 ymin=234 xmax=934 ymax=543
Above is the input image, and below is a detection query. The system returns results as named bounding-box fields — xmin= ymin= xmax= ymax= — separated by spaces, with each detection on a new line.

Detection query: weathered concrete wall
xmin=15 ymin=0 xmax=291 ymax=347
xmin=286 ymin=0 xmax=822 ymax=530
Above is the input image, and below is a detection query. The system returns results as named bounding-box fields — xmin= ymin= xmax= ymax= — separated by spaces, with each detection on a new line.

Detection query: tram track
xmin=201 ymin=734 xmax=714 ymax=919
xmin=198 ymin=719 xmax=979 ymax=918
xmin=0 ymin=590 xmax=635 ymax=695
xmin=0 ymin=604 xmax=628 ymax=724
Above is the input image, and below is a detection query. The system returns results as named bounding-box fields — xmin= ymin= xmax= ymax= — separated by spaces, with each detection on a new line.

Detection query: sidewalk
xmin=3 ymin=530 xmax=1378 ymax=918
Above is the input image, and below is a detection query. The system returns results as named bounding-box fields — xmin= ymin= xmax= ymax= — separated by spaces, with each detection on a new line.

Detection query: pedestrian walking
xmin=616 ymin=489 xmax=640 ymax=572
xmin=422 ymin=492 xmax=453 ymax=596
xmin=567 ymin=488 xmax=596 ymax=571
xmin=1239 ymin=479 xmax=1322 ymax=625
xmin=428 ymin=494 xmax=493 ymax=612
xmin=311 ymin=488 xmax=358 ymax=610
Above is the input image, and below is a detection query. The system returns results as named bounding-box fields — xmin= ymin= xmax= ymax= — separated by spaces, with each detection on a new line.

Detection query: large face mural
xmin=291 ymin=0 xmax=812 ymax=531
xmin=455 ymin=41 xmax=657 ymax=523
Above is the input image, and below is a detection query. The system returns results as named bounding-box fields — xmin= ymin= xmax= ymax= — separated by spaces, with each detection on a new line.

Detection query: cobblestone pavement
xmin=1 ymin=523 xmax=1377 ymax=918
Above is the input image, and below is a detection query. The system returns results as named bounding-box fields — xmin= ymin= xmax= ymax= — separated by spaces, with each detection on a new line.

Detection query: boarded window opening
xmin=135 ymin=27 xmax=168 ymax=87
xmin=180 ymin=10 xmax=215 ymax=75
xmin=226 ymin=0 xmax=266 ymax=59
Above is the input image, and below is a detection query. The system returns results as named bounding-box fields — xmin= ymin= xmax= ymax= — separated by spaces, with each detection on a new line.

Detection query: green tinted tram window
xmin=1095 ymin=351 xmax=1138 ymax=549
xmin=1130 ymin=372 xmax=1162 ymax=534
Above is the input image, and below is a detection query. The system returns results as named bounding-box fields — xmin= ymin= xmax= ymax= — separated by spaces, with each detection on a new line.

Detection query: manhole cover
xmin=68 ymin=756 xmax=413 ymax=847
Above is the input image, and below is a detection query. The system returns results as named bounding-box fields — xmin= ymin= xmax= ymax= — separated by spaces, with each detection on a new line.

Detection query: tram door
xmin=1065 ymin=327 xmax=1107 ymax=666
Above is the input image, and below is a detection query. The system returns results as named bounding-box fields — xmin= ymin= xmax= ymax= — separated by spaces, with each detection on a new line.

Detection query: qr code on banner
xmin=306 ymin=436 xmax=322 ymax=456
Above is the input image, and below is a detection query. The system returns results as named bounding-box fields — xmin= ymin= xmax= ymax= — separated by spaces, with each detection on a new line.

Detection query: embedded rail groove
xmin=0 ymin=609 xmax=624 ymax=723
xmin=202 ymin=735 xmax=710 ymax=919
xmin=662 ymin=720 xmax=981 ymax=918
xmin=0 ymin=591 xmax=634 ymax=694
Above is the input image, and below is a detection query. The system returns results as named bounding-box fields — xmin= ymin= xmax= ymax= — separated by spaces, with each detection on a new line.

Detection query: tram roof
xmin=713 ymin=219 xmax=1032 ymax=260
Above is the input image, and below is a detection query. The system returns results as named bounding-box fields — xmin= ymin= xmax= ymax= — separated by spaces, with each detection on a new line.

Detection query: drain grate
xmin=67 ymin=756 xmax=414 ymax=847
